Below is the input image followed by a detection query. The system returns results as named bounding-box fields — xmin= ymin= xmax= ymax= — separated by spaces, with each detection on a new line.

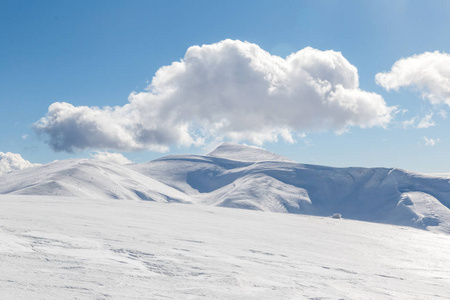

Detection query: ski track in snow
xmin=1 ymin=195 xmax=450 ymax=299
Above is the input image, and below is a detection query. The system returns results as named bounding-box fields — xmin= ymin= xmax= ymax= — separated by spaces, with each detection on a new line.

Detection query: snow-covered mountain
xmin=1 ymin=143 xmax=450 ymax=233
xmin=131 ymin=143 xmax=450 ymax=233
xmin=2 ymin=143 xmax=450 ymax=298
xmin=0 ymin=159 xmax=190 ymax=203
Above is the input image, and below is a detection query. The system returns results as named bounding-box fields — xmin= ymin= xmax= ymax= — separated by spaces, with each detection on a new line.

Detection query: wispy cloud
xmin=35 ymin=40 xmax=394 ymax=153
xmin=402 ymin=113 xmax=435 ymax=129
xmin=424 ymin=136 xmax=440 ymax=147
xmin=402 ymin=117 xmax=417 ymax=129
xmin=417 ymin=113 xmax=435 ymax=128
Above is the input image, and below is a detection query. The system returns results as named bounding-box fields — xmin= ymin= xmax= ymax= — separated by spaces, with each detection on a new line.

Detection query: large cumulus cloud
xmin=35 ymin=39 xmax=394 ymax=152
xmin=0 ymin=152 xmax=39 ymax=176
xmin=376 ymin=51 xmax=450 ymax=106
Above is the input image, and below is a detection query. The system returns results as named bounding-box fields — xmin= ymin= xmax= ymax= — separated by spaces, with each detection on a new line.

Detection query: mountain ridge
xmin=1 ymin=143 xmax=450 ymax=233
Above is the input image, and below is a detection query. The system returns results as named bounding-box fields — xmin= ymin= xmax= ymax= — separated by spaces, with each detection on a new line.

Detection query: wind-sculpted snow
xmin=1 ymin=143 xmax=450 ymax=232
xmin=1 ymin=195 xmax=450 ymax=299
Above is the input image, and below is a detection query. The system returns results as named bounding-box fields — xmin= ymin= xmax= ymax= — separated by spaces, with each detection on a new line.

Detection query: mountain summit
xmin=207 ymin=142 xmax=295 ymax=162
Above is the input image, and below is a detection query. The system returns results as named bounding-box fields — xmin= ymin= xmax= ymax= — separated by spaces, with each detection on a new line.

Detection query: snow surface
xmin=0 ymin=159 xmax=189 ymax=203
xmin=1 ymin=143 xmax=450 ymax=233
xmin=131 ymin=144 xmax=450 ymax=233
xmin=1 ymin=195 xmax=450 ymax=299
xmin=428 ymin=173 xmax=450 ymax=179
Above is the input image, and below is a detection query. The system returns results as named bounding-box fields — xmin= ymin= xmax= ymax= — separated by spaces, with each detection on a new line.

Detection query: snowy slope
xmin=131 ymin=143 xmax=450 ymax=233
xmin=1 ymin=195 xmax=450 ymax=299
xmin=0 ymin=159 xmax=190 ymax=203
xmin=1 ymin=143 xmax=450 ymax=233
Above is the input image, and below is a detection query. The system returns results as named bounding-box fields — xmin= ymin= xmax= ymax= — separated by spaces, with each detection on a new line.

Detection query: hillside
xmin=0 ymin=159 xmax=189 ymax=203
xmin=131 ymin=143 xmax=450 ymax=233
xmin=1 ymin=143 xmax=450 ymax=233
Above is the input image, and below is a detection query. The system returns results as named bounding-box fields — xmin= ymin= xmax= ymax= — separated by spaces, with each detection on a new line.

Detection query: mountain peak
xmin=207 ymin=142 xmax=295 ymax=162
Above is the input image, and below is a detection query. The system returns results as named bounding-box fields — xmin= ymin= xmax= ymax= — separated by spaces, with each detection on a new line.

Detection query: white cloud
xmin=439 ymin=110 xmax=447 ymax=119
xmin=398 ymin=109 xmax=408 ymax=116
xmin=376 ymin=51 xmax=450 ymax=106
xmin=424 ymin=136 xmax=440 ymax=147
xmin=402 ymin=117 xmax=417 ymax=129
xmin=91 ymin=151 xmax=132 ymax=165
xmin=35 ymin=39 xmax=394 ymax=152
xmin=417 ymin=113 xmax=435 ymax=129
xmin=402 ymin=113 xmax=436 ymax=129
xmin=0 ymin=152 xmax=39 ymax=176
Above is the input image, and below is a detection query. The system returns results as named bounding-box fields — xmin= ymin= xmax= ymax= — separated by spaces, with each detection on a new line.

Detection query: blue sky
xmin=1 ymin=0 xmax=450 ymax=172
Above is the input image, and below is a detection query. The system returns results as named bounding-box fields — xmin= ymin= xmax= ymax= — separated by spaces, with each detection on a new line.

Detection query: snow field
xmin=1 ymin=195 xmax=449 ymax=299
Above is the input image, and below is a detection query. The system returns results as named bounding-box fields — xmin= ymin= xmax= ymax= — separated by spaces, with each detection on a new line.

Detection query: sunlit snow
xmin=1 ymin=195 xmax=450 ymax=299
xmin=1 ymin=143 xmax=450 ymax=298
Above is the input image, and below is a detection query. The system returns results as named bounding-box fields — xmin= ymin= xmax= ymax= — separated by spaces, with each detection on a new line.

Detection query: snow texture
xmin=0 ymin=195 xmax=449 ymax=299
xmin=1 ymin=143 xmax=450 ymax=298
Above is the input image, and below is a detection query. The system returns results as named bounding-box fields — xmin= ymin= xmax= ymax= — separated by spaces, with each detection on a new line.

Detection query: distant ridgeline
xmin=1 ymin=143 xmax=450 ymax=233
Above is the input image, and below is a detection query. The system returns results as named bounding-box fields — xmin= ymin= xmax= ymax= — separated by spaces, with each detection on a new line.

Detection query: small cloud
xmin=402 ymin=117 xmax=417 ymax=128
xmin=395 ymin=109 xmax=408 ymax=116
xmin=424 ymin=136 xmax=440 ymax=147
xmin=22 ymin=134 xmax=29 ymax=140
xmin=91 ymin=151 xmax=132 ymax=165
xmin=439 ymin=110 xmax=447 ymax=119
xmin=417 ymin=113 xmax=435 ymax=129
xmin=0 ymin=152 xmax=40 ymax=176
